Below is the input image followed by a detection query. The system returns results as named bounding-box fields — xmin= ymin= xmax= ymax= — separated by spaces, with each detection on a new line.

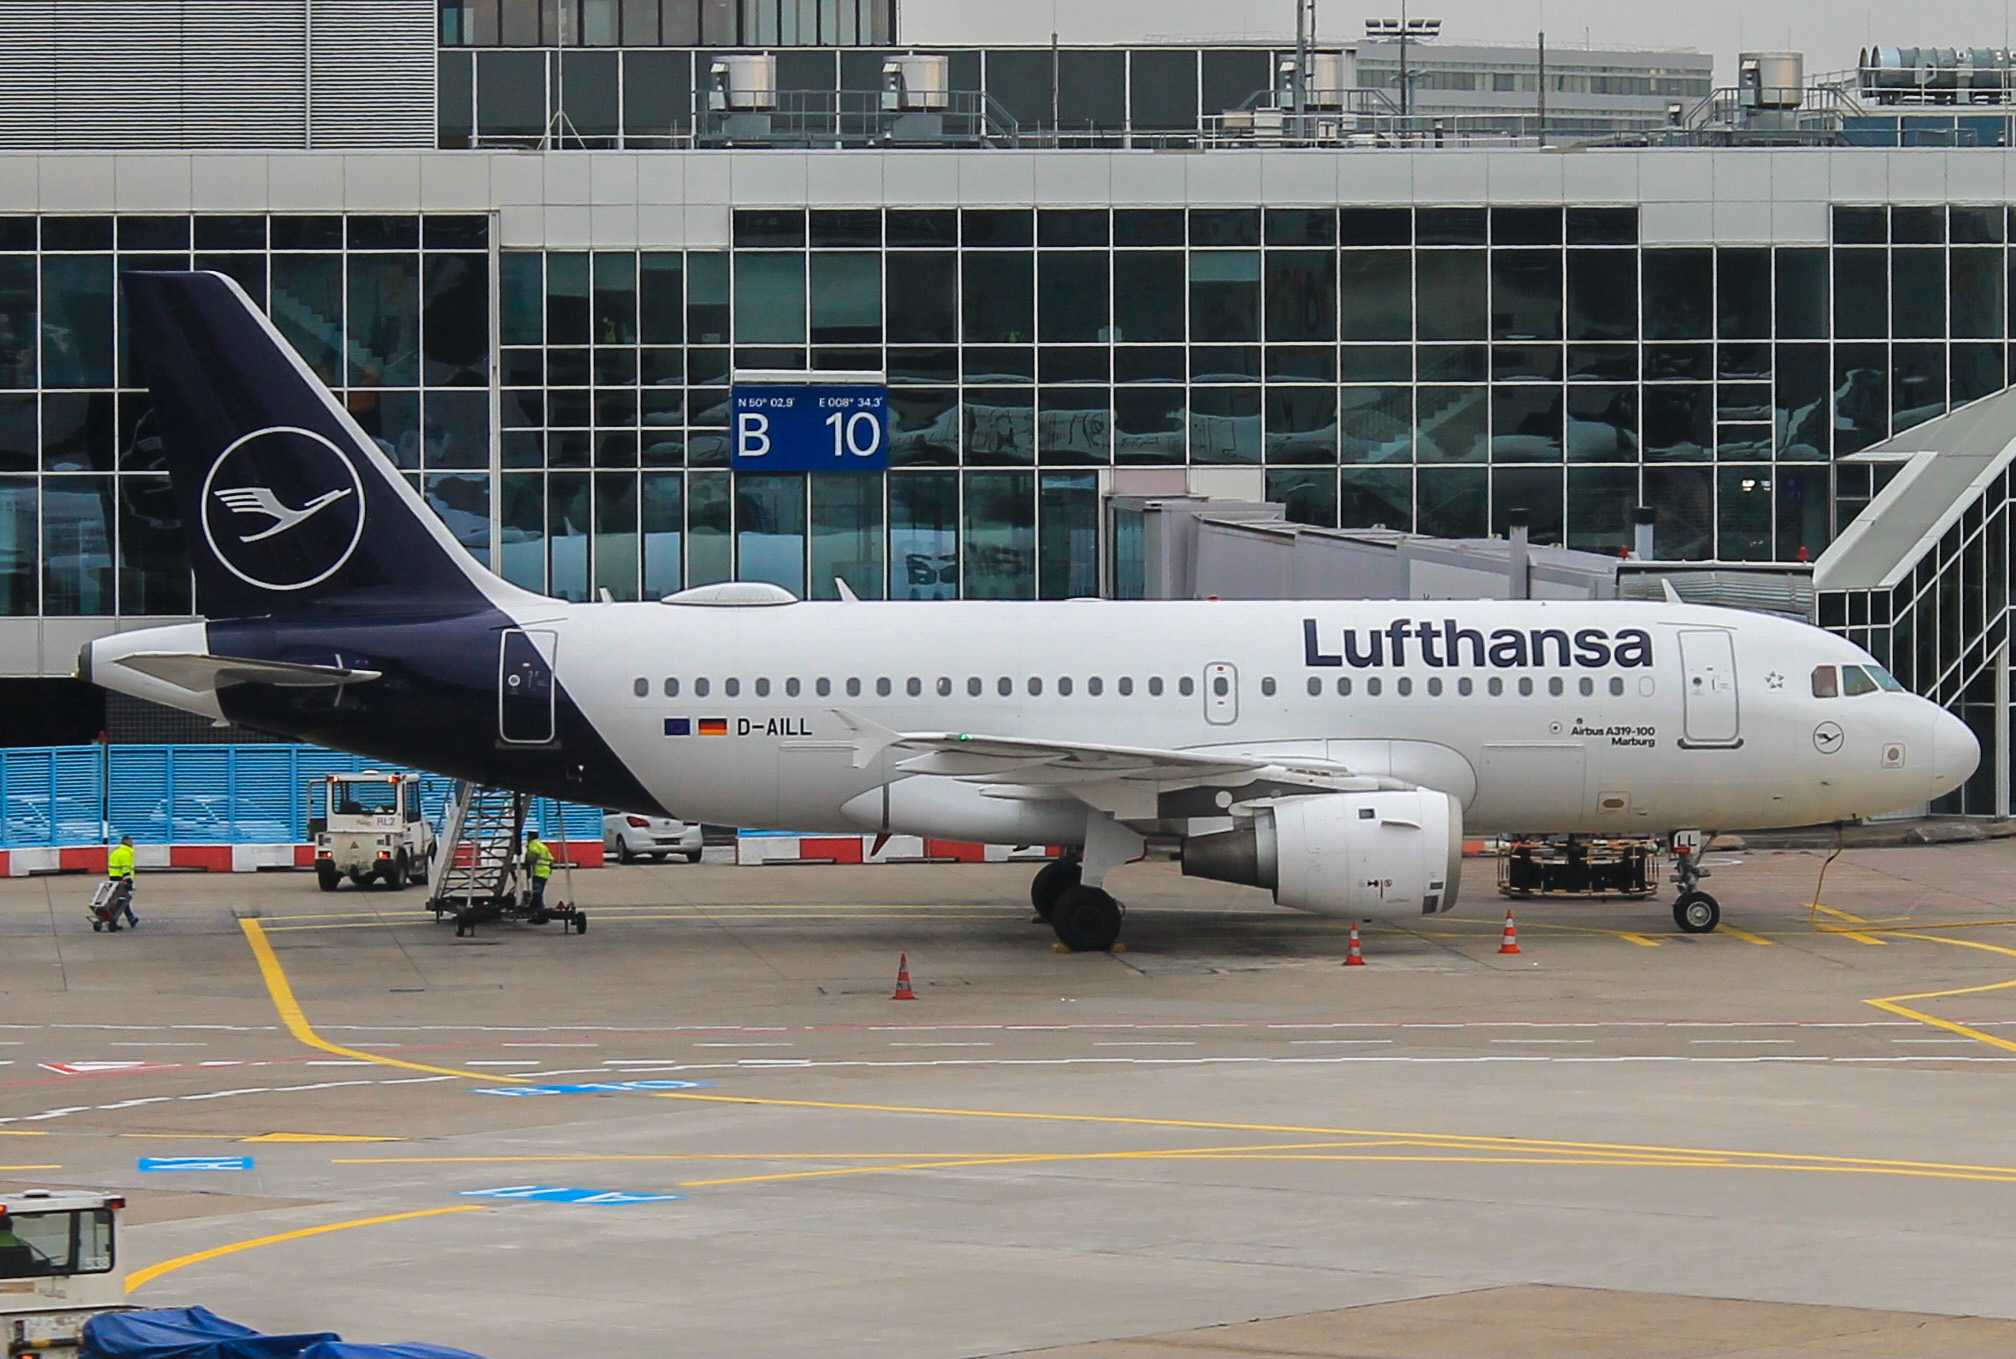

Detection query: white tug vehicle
xmin=309 ymin=771 xmax=436 ymax=891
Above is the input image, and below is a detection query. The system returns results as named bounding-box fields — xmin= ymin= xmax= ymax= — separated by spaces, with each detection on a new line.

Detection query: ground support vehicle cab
xmin=308 ymin=772 xmax=435 ymax=891
xmin=0 ymin=1189 xmax=129 ymax=1356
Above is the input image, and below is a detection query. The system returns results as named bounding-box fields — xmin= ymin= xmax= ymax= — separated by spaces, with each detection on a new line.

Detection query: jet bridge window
xmin=1842 ymin=665 xmax=1880 ymax=697
xmin=1811 ymin=666 xmax=1838 ymax=697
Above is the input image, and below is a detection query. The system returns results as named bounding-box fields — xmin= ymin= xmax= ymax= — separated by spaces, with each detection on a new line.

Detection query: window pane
xmin=1039 ymin=252 xmax=1109 ymax=343
xmin=1264 ymin=250 xmax=1335 ymax=342
xmin=963 ymin=471 xmax=1034 ymax=599
xmin=1492 ymin=387 xmax=1563 ymax=461
xmin=1832 ymin=250 xmax=1886 ymax=338
xmin=1266 ymin=386 xmax=1337 ymax=463
xmin=42 ymin=475 xmax=113 ymax=614
xmin=734 ymin=253 xmax=806 ymax=345
xmin=1774 ymin=248 xmax=1828 ymax=338
xmin=640 ymin=471 xmax=683 ymax=597
xmin=1038 ymin=472 xmax=1097 ymax=599
xmin=1189 ymin=251 xmax=1259 ymax=343
xmin=347 ymin=255 xmax=420 ymax=387
xmin=1491 ymin=252 xmax=1561 ymax=340
xmin=1130 ymin=49 xmax=1198 ymax=131
xmin=1716 ymin=248 xmax=1770 ymax=339
xmin=1416 ymin=386 xmax=1486 ymax=462
xmin=1566 ymin=250 xmax=1635 ymax=340
xmin=1890 ymin=250 xmax=1945 ymax=339
xmin=0 ymin=475 xmax=34 ymax=613
xmin=271 ymin=255 xmax=343 ymax=385
xmin=809 ymin=252 xmax=880 ymax=346
xmin=1415 ymin=252 xmax=1486 ymax=340
xmin=963 ymin=388 xmax=1033 ymax=464
xmin=638 ymin=252 xmax=683 ymax=344
xmin=687 ymin=469 xmax=731 ymax=585
xmin=421 ymin=253 xmax=488 ymax=388
xmin=962 ymin=251 xmax=1032 ymax=342
xmin=592 ymin=251 xmax=637 ymax=343
xmin=890 ymin=470 xmax=957 ymax=599
xmin=1267 ymin=468 xmax=1338 ymax=526
xmin=1338 ymin=387 xmax=1412 ymax=463
xmin=1340 ymin=467 xmax=1411 ymax=530
xmin=1189 ymin=385 xmax=1260 ymax=463
xmin=1114 ymin=252 xmax=1184 ymax=344
xmin=889 ymin=388 xmax=957 ymax=465
xmin=810 ymin=471 xmax=883 ymax=599
xmin=42 ymin=256 xmax=114 ymax=388
xmin=476 ymin=50 xmax=546 ymax=139
xmin=1952 ymin=248 xmax=2003 ymax=338
xmin=1643 ymin=249 xmax=1712 ymax=340
xmin=0 ymin=257 xmax=34 ymax=387
xmin=687 ymin=252 xmax=729 ymax=344
xmin=41 ymin=392 xmax=112 ymax=471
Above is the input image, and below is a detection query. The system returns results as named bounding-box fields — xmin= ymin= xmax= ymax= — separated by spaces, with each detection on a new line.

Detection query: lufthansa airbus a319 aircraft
xmin=85 ymin=273 xmax=1980 ymax=951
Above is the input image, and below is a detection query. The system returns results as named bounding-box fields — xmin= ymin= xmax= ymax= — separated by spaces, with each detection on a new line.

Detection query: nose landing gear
xmin=1671 ymin=835 xmax=1720 ymax=933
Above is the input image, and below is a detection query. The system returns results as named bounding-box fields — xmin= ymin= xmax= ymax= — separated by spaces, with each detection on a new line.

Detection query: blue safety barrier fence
xmin=0 ymin=745 xmax=602 ymax=848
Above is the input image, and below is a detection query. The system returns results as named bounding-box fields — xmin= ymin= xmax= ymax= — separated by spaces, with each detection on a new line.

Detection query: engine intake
xmin=1182 ymin=789 xmax=1463 ymax=919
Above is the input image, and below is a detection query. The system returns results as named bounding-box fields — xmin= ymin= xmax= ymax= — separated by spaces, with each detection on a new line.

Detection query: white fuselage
xmin=516 ymin=597 xmax=1972 ymax=841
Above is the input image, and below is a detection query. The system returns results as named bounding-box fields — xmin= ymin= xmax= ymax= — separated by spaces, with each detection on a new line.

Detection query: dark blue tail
xmin=123 ymin=271 xmax=518 ymax=620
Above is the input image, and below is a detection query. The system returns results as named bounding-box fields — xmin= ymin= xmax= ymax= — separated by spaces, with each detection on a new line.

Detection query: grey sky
xmin=903 ymin=0 xmax=2016 ymax=85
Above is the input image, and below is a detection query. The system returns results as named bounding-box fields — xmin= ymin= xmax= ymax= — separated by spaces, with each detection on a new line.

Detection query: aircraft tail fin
xmin=122 ymin=270 xmax=530 ymax=619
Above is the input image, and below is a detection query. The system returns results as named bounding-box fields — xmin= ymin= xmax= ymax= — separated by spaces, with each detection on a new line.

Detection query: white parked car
xmin=602 ymin=812 xmax=703 ymax=864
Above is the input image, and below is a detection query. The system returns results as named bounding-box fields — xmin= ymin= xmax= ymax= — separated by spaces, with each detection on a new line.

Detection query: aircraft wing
xmin=836 ymin=712 xmax=1390 ymax=821
xmin=111 ymin=652 xmax=382 ymax=691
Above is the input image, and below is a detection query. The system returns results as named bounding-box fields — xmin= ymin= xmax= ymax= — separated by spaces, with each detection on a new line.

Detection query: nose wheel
xmin=1674 ymin=891 xmax=1720 ymax=933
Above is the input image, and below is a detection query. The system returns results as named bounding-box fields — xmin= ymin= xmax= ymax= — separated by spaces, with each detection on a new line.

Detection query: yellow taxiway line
xmin=124 ymin=1206 xmax=486 ymax=1294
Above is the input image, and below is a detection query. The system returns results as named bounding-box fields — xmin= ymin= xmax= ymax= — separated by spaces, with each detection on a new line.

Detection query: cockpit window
xmin=1842 ymin=665 xmax=1879 ymax=697
xmin=1867 ymin=665 xmax=1906 ymax=692
xmin=1810 ymin=666 xmax=1838 ymax=698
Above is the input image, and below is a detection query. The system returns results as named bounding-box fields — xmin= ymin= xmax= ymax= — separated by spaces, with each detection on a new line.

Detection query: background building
xmin=0 ymin=1 xmax=2005 ymax=812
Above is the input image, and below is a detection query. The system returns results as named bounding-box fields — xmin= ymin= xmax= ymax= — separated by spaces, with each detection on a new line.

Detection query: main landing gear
xmin=1671 ymin=836 xmax=1720 ymax=934
xmin=1029 ymin=814 xmax=1143 ymax=953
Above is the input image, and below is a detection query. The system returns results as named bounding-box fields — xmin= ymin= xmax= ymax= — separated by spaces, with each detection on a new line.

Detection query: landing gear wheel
xmin=1051 ymin=885 xmax=1122 ymax=952
xmin=1674 ymin=891 xmax=1720 ymax=934
xmin=1030 ymin=856 xmax=1081 ymax=922
xmin=573 ymin=912 xmax=589 ymax=935
xmin=316 ymin=863 xmax=340 ymax=892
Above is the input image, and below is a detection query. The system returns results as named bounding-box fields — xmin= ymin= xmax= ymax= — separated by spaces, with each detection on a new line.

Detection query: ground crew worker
xmin=0 ymin=1212 xmax=45 ymax=1275
xmin=524 ymin=830 xmax=554 ymax=913
xmin=107 ymin=835 xmax=138 ymax=928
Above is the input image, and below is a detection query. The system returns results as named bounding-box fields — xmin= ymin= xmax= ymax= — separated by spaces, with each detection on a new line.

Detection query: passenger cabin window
xmin=1213 ymin=676 xmax=1230 ymax=697
xmin=1458 ymin=678 xmax=1473 ymax=696
xmin=1087 ymin=677 xmax=1103 ymax=696
xmin=754 ymin=678 xmax=770 ymax=697
xmin=1397 ymin=677 xmax=1412 ymax=696
xmin=876 ymin=678 xmax=892 ymax=697
xmin=664 ymin=678 xmax=679 ymax=697
xmin=815 ymin=678 xmax=831 ymax=697
xmin=1578 ymin=678 xmax=1594 ymax=697
xmin=998 ymin=677 xmax=1013 ymax=696
xmin=1118 ymin=677 xmax=1134 ymax=696
xmin=1488 ymin=677 xmax=1503 ymax=696
xmin=1518 ymin=678 xmax=1534 ymax=696
xmin=1336 ymin=677 xmax=1351 ymax=696
xmin=1842 ymin=664 xmax=1879 ymax=697
xmin=1178 ymin=677 xmax=1195 ymax=697
xmin=968 ymin=677 xmax=982 ymax=696
xmin=632 ymin=678 xmax=647 ymax=697
xmin=1428 ymin=677 xmax=1443 ymax=696
xmin=1058 ymin=677 xmax=1073 ymax=696
xmin=1367 ymin=677 xmax=1382 ymax=696
xmin=1029 ymin=677 xmax=1044 ymax=696
xmin=1548 ymin=677 xmax=1564 ymax=697
xmin=785 ymin=678 xmax=800 ymax=697
xmin=1259 ymin=677 xmax=1276 ymax=696
xmin=1608 ymin=678 xmax=1624 ymax=696
xmin=906 ymin=677 xmax=922 ymax=697
xmin=1148 ymin=677 xmax=1165 ymax=696
xmin=695 ymin=678 xmax=711 ymax=697
xmin=724 ymin=678 xmax=740 ymax=697
xmin=1307 ymin=677 xmax=1322 ymax=697
xmin=845 ymin=678 xmax=861 ymax=697
xmin=1811 ymin=666 xmax=1838 ymax=698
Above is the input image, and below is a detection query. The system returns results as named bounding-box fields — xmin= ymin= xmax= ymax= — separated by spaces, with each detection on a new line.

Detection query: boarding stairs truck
xmin=426 ymin=781 xmax=585 ymax=936
xmin=308 ymin=771 xmax=436 ymax=892
xmin=1 ymin=1189 xmax=131 ymax=1356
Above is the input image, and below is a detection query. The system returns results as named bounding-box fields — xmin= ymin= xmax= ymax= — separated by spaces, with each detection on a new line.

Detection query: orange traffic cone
xmin=1498 ymin=909 xmax=1522 ymax=955
xmin=1343 ymin=922 xmax=1365 ymax=966
xmin=891 ymin=953 xmax=918 ymax=1000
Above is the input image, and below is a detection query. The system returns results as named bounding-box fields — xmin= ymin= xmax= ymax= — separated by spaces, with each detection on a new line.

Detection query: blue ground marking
xmin=470 ymin=1080 xmax=713 ymax=1097
xmin=456 ymin=1186 xmax=683 ymax=1204
xmin=137 ymin=1156 xmax=254 ymax=1172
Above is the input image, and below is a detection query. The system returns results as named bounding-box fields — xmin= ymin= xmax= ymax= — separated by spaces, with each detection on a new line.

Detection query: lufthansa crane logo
xmin=201 ymin=427 xmax=367 ymax=592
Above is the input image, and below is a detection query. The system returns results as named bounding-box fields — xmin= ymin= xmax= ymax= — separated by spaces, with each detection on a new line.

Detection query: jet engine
xmin=1180 ymin=788 xmax=1463 ymax=920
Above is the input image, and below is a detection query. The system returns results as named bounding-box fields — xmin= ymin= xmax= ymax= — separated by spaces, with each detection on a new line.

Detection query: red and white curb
xmin=0 ymin=842 xmax=605 ymax=876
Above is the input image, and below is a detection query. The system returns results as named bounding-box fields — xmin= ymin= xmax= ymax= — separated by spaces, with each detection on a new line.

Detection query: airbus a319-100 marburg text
xmin=83 ymin=273 xmax=1979 ymax=951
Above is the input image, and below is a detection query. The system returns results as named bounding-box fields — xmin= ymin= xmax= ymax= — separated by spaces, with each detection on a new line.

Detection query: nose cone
xmin=1931 ymin=708 xmax=1981 ymax=796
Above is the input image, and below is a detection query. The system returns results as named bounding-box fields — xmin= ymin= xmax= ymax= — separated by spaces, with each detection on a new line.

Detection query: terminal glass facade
xmin=1 ymin=200 xmax=2013 ymax=615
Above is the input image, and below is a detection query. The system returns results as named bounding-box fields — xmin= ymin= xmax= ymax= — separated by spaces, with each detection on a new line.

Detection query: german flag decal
xmin=697 ymin=718 xmax=730 ymax=736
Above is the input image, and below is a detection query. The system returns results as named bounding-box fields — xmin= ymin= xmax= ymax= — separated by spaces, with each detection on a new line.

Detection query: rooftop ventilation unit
xmin=1738 ymin=51 xmax=1804 ymax=110
xmin=882 ymin=52 xmax=949 ymax=112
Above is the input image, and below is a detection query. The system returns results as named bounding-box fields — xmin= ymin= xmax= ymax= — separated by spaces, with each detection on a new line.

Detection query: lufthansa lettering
xmin=1302 ymin=618 xmax=1654 ymax=670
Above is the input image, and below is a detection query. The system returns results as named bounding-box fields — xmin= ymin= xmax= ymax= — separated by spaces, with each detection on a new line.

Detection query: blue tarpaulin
xmin=298 ymin=1338 xmax=487 ymax=1346
xmin=82 ymin=1307 xmax=341 ymax=1359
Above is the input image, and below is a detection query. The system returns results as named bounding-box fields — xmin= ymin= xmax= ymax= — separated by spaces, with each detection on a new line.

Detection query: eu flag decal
xmin=664 ymin=717 xmax=691 ymax=736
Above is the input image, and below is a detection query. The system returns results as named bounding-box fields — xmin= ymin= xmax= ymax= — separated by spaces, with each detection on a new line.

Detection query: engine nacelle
xmin=1181 ymin=789 xmax=1463 ymax=920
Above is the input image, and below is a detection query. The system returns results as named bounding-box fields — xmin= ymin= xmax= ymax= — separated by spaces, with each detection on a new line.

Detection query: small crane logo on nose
xmin=1813 ymin=722 xmax=1845 ymax=754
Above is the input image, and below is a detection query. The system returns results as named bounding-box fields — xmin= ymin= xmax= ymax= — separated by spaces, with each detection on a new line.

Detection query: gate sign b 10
xmin=732 ymin=385 xmax=888 ymax=471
